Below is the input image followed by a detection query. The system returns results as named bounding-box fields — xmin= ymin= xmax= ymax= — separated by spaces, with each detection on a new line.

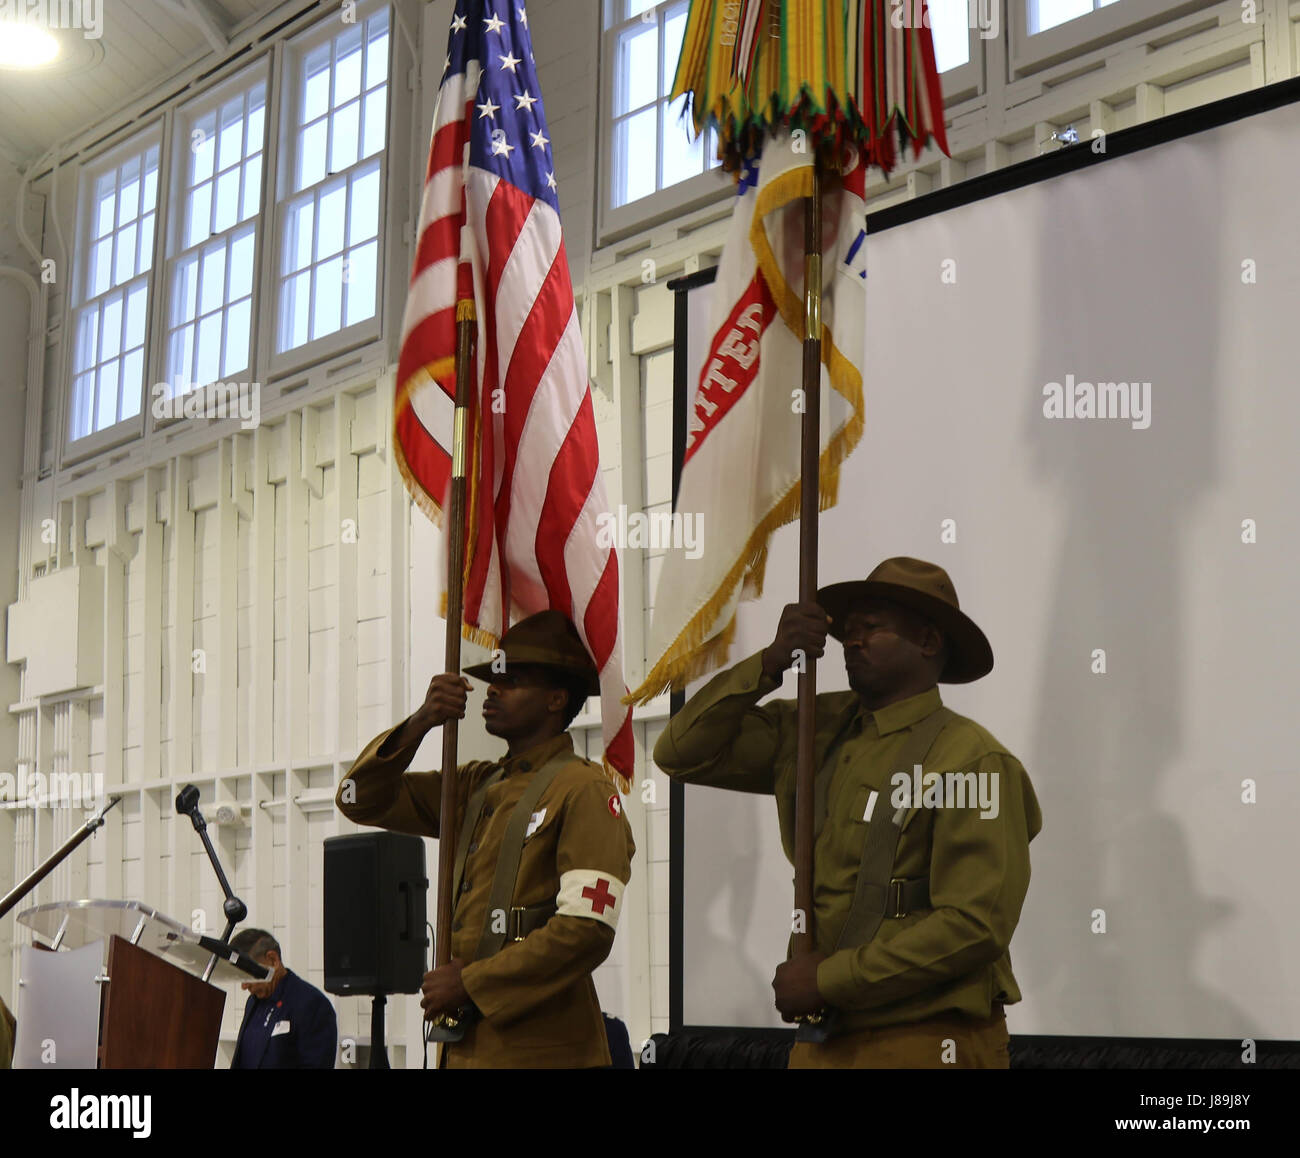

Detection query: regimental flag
xmin=394 ymin=0 xmax=633 ymax=789
xmin=626 ymin=136 xmax=869 ymax=704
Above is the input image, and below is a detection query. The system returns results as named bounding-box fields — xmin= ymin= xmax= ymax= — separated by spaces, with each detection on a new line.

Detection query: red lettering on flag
xmin=684 ymin=272 xmax=776 ymax=465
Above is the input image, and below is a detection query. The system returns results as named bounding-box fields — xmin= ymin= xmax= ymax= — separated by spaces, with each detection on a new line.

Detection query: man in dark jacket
xmin=230 ymin=929 xmax=337 ymax=1069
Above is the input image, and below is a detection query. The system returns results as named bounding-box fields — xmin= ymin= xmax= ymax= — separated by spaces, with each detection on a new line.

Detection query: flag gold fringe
xmin=393 ymin=365 xmax=451 ymax=531
xmin=394 ymin=364 xmax=496 ymax=657
xmin=601 ymin=758 xmax=633 ymax=796
xmin=624 ymin=163 xmax=864 ymax=706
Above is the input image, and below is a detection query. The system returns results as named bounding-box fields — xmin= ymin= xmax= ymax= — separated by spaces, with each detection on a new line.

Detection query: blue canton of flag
xmin=444 ymin=0 xmax=559 ymax=212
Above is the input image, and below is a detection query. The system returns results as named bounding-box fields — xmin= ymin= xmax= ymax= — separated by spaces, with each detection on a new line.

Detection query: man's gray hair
xmin=230 ymin=927 xmax=281 ymax=962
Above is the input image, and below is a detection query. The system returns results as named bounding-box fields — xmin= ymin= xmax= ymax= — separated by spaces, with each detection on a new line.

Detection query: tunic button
xmin=468 ymin=841 xmax=478 ymax=854
xmin=452 ymin=921 xmax=461 ymax=933
xmin=460 ymin=881 xmax=471 ymax=895
xmin=482 ymin=806 xmax=494 ymax=818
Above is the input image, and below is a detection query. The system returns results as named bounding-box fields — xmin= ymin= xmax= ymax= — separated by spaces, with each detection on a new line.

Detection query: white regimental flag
xmin=627 ymin=134 xmax=868 ymax=703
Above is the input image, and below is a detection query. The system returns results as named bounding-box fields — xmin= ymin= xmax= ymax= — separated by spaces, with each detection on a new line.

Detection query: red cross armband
xmin=557 ymin=869 xmax=625 ymax=930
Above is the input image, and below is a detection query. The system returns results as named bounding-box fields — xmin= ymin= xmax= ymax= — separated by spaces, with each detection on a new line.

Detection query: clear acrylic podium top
xmin=17 ymin=899 xmax=267 ymax=985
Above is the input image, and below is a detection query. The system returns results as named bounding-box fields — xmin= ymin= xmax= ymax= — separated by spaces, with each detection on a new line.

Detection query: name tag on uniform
xmin=271 ymin=1021 xmax=291 ymax=1037
xmin=524 ymin=808 xmax=547 ymax=839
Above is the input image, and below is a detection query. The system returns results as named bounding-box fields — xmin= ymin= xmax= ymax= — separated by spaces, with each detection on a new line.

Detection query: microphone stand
xmin=0 ymin=795 xmax=122 ymax=922
xmin=175 ymin=785 xmax=247 ymax=982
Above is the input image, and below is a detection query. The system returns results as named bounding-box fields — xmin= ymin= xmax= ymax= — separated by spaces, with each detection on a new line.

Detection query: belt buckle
xmin=888 ymin=877 xmax=907 ymax=918
xmin=509 ymin=906 xmax=526 ymax=942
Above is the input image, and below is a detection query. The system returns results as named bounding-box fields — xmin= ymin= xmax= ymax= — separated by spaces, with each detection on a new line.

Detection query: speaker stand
xmin=369 ymin=992 xmax=390 ymax=1069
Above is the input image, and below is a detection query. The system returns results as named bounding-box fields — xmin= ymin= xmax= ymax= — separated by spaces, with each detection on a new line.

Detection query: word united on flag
xmin=627 ymin=137 xmax=868 ymax=703
xmin=394 ymin=0 xmax=633 ymax=789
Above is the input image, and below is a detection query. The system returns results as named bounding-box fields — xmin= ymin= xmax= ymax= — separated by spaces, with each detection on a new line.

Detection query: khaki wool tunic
xmin=337 ymin=726 xmax=635 ymax=1068
xmin=0 ymin=994 xmax=14 ymax=1068
xmin=653 ymin=650 xmax=1042 ymax=1032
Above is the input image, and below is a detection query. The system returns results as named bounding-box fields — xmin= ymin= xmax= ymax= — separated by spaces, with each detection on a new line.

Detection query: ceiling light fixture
xmin=0 ymin=22 xmax=62 ymax=70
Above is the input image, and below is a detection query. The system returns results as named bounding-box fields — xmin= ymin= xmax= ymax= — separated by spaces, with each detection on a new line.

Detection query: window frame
xmin=1010 ymin=0 xmax=1210 ymax=76
xmin=596 ymin=0 xmax=984 ymax=243
xmin=63 ymin=121 xmax=168 ymax=463
xmin=932 ymin=0 xmax=983 ymax=105
xmin=597 ymin=0 xmax=731 ymax=245
xmin=262 ymin=0 xmax=394 ymax=382
xmin=154 ymin=58 xmax=273 ymax=435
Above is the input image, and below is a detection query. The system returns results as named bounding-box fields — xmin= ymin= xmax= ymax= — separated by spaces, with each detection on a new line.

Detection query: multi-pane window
xmin=929 ymin=0 xmax=973 ymax=73
xmin=165 ymin=77 xmax=267 ymax=393
xmin=69 ymin=140 xmax=159 ymax=441
xmin=278 ymin=8 xmax=389 ymax=354
xmin=605 ymin=0 xmax=720 ymax=210
xmin=1030 ymin=0 xmax=1122 ymax=35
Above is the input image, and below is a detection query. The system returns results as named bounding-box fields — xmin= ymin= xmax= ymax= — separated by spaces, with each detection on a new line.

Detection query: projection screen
xmin=669 ymin=85 xmax=1300 ymax=1040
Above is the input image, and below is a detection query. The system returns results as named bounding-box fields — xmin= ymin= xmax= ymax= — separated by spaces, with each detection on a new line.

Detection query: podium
xmin=13 ymin=899 xmax=265 ymax=1069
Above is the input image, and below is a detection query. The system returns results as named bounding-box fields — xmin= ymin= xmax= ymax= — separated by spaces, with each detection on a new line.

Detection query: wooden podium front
xmin=99 ymin=935 xmax=226 ymax=1068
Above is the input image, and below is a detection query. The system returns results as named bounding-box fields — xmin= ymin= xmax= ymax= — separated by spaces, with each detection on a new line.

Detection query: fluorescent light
xmin=0 ymin=23 xmax=62 ymax=69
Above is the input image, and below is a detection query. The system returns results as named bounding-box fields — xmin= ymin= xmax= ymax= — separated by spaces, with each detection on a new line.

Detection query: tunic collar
xmin=856 ymin=685 xmax=943 ymax=736
xmin=500 ymin=731 xmax=574 ymax=776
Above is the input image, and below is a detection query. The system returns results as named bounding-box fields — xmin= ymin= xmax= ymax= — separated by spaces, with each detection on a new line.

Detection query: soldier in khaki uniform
xmin=336 ymin=610 xmax=634 ymax=1068
xmin=0 ymin=994 xmax=14 ymax=1068
xmin=654 ymin=557 xmax=1042 ymax=1069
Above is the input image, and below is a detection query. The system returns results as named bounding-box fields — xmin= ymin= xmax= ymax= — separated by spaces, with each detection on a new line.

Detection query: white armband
xmin=556 ymin=869 xmax=625 ymax=930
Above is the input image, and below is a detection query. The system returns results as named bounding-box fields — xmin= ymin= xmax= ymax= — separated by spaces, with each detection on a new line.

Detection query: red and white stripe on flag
xmin=394 ymin=0 xmax=633 ymax=789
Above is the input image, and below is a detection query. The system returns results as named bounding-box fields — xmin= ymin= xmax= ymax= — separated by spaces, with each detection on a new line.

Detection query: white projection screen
xmin=670 ymin=88 xmax=1300 ymax=1040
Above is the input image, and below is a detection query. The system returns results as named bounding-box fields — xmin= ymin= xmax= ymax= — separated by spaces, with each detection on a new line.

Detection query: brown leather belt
xmin=508 ymin=901 xmax=557 ymax=942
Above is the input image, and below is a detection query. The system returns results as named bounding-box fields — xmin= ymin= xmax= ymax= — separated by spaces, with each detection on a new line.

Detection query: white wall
xmin=0 ymin=149 xmax=40 ymax=1009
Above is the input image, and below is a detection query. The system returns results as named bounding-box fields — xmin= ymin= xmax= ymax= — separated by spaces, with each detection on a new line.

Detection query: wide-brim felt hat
xmin=817 ymin=557 xmax=994 ymax=684
xmin=463 ymin=609 xmax=602 ymax=695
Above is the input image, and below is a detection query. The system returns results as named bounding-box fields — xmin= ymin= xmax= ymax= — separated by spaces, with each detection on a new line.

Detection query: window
xmin=927 ymin=0 xmax=984 ymax=104
xmin=930 ymin=0 xmax=973 ymax=73
xmin=1012 ymin=0 xmax=1199 ymax=75
xmin=1030 ymin=0 xmax=1122 ymax=36
xmin=606 ymin=0 xmax=720 ymax=209
xmin=600 ymin=0 xmax=728 ymax=240
xmin=277 ymin=6 xmax=390 ymax=359
xmin=69 ymin=134 xmax=160 ymax=443
xmin=164 ymin=68 xmax=268 ymax=397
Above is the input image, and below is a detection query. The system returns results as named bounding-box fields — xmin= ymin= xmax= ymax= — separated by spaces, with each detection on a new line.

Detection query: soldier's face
xmin=482 ymin=668 xmax=567 ymax=739
xmin=841 ymin=600 xmax=938 ymax=697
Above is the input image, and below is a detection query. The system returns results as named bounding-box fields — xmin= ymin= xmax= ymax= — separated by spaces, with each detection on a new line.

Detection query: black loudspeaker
xmin=323 ymin=831 xmax=428 ymax=996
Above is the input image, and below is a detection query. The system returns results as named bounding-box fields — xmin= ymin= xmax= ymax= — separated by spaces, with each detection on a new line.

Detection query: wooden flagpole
xmin=429 ymin=309 xmax=476 ymax=1041
xmin=792 ymin=158 xmax=823 ymax=961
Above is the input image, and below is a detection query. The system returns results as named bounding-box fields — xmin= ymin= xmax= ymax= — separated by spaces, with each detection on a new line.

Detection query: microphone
xmin=176 ymin=784 xmax=201 ymax=825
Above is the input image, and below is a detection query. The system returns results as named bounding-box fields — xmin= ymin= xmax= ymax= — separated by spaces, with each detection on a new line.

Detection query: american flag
xmin=394 ymin=0 xmax=633 ymax=789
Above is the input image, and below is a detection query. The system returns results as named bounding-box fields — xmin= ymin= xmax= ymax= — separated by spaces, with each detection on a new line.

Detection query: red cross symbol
xmin=581 ymin=877 xmax=617 ymax=915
